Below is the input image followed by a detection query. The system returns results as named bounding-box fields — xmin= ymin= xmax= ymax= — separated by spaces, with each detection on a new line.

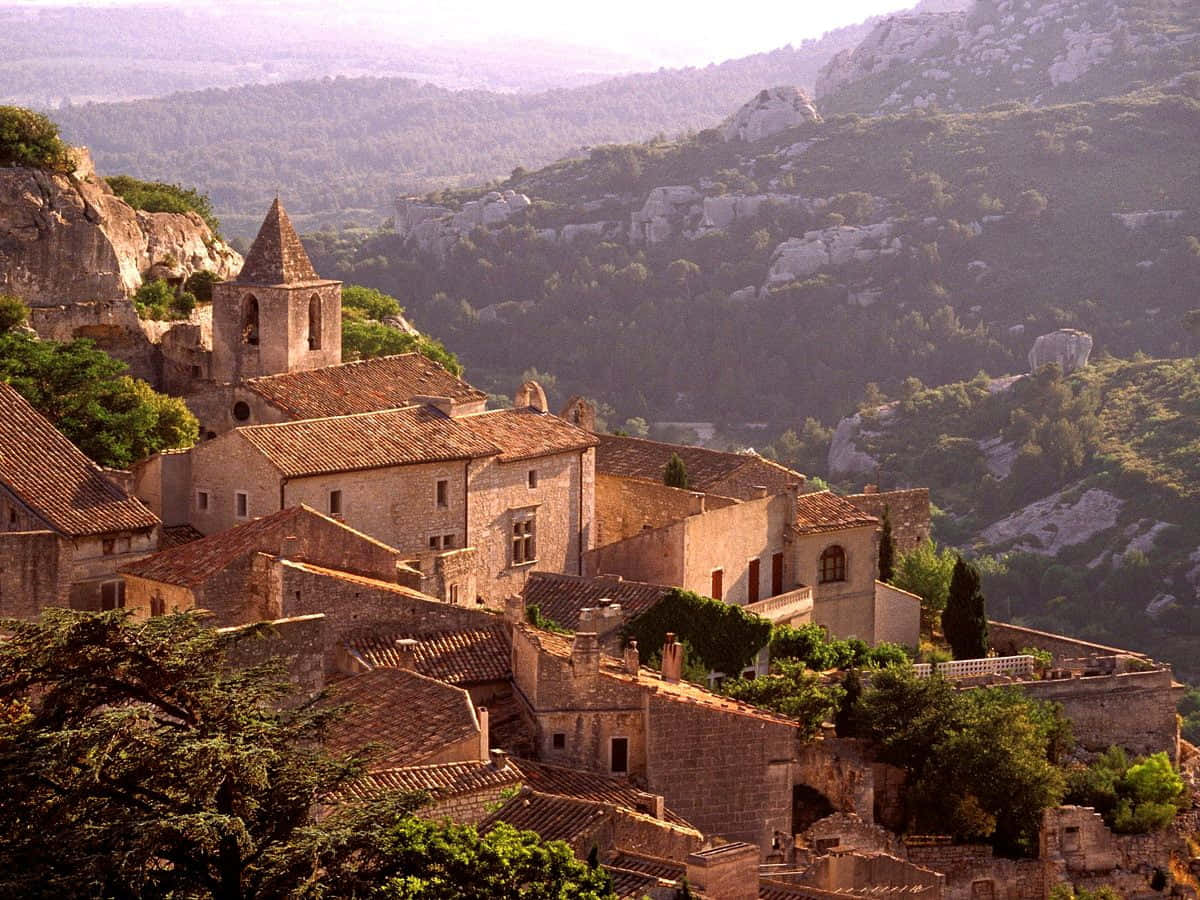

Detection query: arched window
xmin=819 ymin=545 xmax=846 ymax=583
xmin=241 ymin=295 xmax=260 ymax=346
xmin=307 ymin=294 xmax=322 ymax=350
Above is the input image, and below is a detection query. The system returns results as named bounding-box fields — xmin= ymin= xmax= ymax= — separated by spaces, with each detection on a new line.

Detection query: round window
xmin=232 ymin=401 xmax=251 ymax=421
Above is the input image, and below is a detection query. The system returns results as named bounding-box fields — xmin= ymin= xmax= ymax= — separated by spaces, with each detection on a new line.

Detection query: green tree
xmin=879 ymin=507 xmax=895 ymax=583
xmin=343 ymin=284 xmax=403 ymax=321
xmin=1066 ymin=747 xmax=1186 ymax=834
xmin=0 ymin=294 xmax=27 ymax=333
xmin=133 ymin=278 xmax=196 ymax=320
xmin=105 ymin=174 xmax=221 ymax=236
xmin=0 ymin=105 xmax=73 ymax=171
xmin=721 ymin=659 xmax=845 ymax=738
xmin=0 ymin=609 xmax=616 ymax=899
xmin=892 ymin=539 xmax=958 ymax=630
xmin=342 ymin=319 xmax=463 ymax=375
xmin=0 ymin=330 xmax=198 ymax=467
xmin=663 ymin=452 xmax=689 ymax=489
xmin=943 ymin=557 xmax=989 ymax=659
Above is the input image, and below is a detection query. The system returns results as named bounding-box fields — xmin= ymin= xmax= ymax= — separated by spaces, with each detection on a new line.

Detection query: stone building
xmin=0 ymin=381 xmax=159 ymax=617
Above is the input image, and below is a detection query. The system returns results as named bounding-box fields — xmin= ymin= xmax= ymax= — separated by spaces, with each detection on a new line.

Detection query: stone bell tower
xmin=210 ymin=199 xmax=342 ymax=384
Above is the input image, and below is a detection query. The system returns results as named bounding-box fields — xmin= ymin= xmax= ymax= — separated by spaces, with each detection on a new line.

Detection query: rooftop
xmin=521 ymin=572 xmax=670 ymax=631
xmin=245 ymin=353 xmax=486 ymax=419
xmin=237 ymin=405 xmax=498 ymax=478
xmin=597 ymin=433 xmax=801 ymax=497
xmin=0 ymin=382 xmax=159 ymax=537
xmin=459 ymin=407 xmax=598 ymax=462
xmin=480 ymin=789 xmax=610 ymax=847
xmin=792 ymin=491 xmax=878 ymax=535
xmin=333 ymin=759 xmax=520 ymax=803
xmin=320 ymin=668 xmax=479 ymax=769
xmin=235 ymin=198 xmax=326 ymax=286
xmin=347 ymin=624 xmax=511 ymax=684
xmin=509 ymin=758 xmax=694 ymax=828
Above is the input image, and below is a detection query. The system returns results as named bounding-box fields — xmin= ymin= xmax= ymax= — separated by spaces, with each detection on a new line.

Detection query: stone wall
xmin=797 ymin=525 xmax=879 ymax=643
xmin=123 ymin=575 xmax=195 ymax=620
xmin=988 ymin=621 xmax=1139 ymax=665
xmin=611 ymin=810 xmax=704 ymax=863
xmin=793 ymin=739 xmax=877 ymax=824
xmin=594 ymin=474 xmax=734 ymax=546
xmin=0 ymin=530 xmax=72 ymax=618
xmin=1019 ymin=667 xmax=1181 ymax=761
xmin=845 ymin=488 xmax=931 ymax=554
xmin=219 ymin=613 xmax=326 ymax=698
xmin=803 ymin=850 xmax=944 ymax=895
xmin=645 ymin=691 xmax=799 ymax=849
xmin=873 ymin=581 xmax=921 ymax=649
xmin=904 ymin=843 xmax=1045 ymax=900
xmin=425 ymin=784 xmax=517 ymax=825
xmin=189 ymin=433 xmax=284 ymax=534
xmin=131 ymin=450 xmax=193 ymax=527
xmin=67 ymin=530 xmax=159 ymax=612
xmin=802 ymin=813 xmax=904 ymax=857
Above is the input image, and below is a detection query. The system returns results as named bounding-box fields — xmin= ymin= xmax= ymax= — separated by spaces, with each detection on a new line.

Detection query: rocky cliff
xmin=0 ymin=148 xmax=240 ymax=307
xmin=816 ymin=0 xmax=1200 ymax=115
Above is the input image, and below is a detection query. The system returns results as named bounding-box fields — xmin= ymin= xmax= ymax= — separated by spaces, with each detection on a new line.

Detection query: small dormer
xmin=210 ymin=199 xmax=342 ymax=384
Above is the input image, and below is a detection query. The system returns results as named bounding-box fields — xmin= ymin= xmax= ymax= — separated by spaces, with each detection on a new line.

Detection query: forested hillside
xmin=50 ymin=37 xmax=874 ymax=236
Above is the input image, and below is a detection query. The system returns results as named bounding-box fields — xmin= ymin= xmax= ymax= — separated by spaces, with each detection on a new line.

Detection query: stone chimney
xmin=688 ymin=492 xmax=707 ymax=515
xmin=624 ymin=640 xmax=640 ymax=677
xmin=503 ymin=594 xmax=526 ymax=625
xmin=514 ymin=380 xmax=548 ymax=413
xmin=280 ymin=535 xmax=301 ymax=560
xmin=863 ymin=483 xmax=879 ymax=494
xmin=571 ymin=632 xmax=600 ymax=676
xmin=751 ymin=485 xmax=769 ymax=499
xmin=412 ymin=394 xmax=459 ymax=418
xmin=634 ymin=790 xmax=665 ymax=820
xmin=393 ymin=638 xmax=419 ymax=669
xmin=477 ymin=706 xmax=489 ymax=761
xmin=686 ymin=843 xmax=761 ymax=900
xmin=661 ymin=633 xmax=683 ymax=683
xmin=578 ymin=601 xmax=623 ymax=637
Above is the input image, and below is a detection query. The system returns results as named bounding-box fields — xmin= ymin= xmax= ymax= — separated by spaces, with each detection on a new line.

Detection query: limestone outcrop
xmin=978 ymin=486 xmax=1123 ymax=555
xmin=767 ymin=223 xmax=899 ymax=285
xmin=719 ymin=87 xmax=821 ymax=143
xmin=0 ymin=149 xmax=240 ymax=308
xmin=395 ymin=190 xmax=531 ymax=256
xmin=1028 ymin=328 xmax=1092 ymax=374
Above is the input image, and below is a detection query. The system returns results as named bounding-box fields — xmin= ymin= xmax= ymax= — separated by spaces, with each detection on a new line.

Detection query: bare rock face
xmin=1028 ymin=328 xmax=1093 ymax=374
xmin=0 ymin=149 xmax=240 ymax=308
xmin=720 ymin=87 xmax=821 ymax=143
xmin=394 ymin=190 xmax=531 ymax=256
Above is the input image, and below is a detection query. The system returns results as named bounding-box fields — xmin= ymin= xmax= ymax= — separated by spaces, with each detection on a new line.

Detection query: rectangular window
xmin=511 ymin=513 xmax=536 ymax=565
xmin=710 ymin=568 xmax=723 ymax=602
xmin=552 ymin=732 xmax=566 ymax=750
xmin=748 ymin=558 xmax=760 ymax=604
xmin=235 ymin=492 xmax=248 ymax=519
xmin=435 ymin=479 xmax=449 ymax=509
xmin=328 ymin=489 xmax=342 ymax=516
xmin=442 ymin=533 xmax=455 ymax=549
xmin=7 ymin=506 xmax=16 ymax=526
xmin=150 ymin=593 xmax=165 ymax=617
xmin=527 ymin=469 xmax=538 ymax=489
xmin=102 ymin=538 xmax=115 ymax=555
xmin=196 ymin=490 xmax=209 ymax=512
xmin=610 ymin=737 xmax=629 ymax=774
xmin=429 ymin=535 xmax=442 ymax=551
xmin=100 ymin=580 xmax=125 ymax=611
xmin=448 ymin=584 xmax=460 ymax=605
xmin=772 ymin=552 xmax=784 ymax=596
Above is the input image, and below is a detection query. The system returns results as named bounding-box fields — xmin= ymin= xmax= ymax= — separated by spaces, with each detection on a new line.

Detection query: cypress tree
xmin=878 ymin=507 xmax=895 ymax=583
xmin=942 ymin=556 xmax=989 ymax=659
xmin=663 ymin=452 xmax=689 ymax=489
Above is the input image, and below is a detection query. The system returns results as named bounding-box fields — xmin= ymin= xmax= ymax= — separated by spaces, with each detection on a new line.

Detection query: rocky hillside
xmin=827 ymin=351 xmax=1200 ymax=680
xmin=816 ymin=0 xmax=1200 ymax=115
xmin=0 ymin=147 xmax=240 ymax=379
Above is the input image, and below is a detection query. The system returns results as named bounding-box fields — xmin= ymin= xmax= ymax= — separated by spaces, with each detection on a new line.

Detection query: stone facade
xmin=0 ymin=530 xmax=73 ymax=618
xmin=844 ymin=487 xmax=931 ymax=555
xmin=795 ymin=524 xmax=879 ymax=642
xmin=595 ymin=473 xmax=735 ymax=546
xmin=219 ymin=613 xmax=327 ymax=699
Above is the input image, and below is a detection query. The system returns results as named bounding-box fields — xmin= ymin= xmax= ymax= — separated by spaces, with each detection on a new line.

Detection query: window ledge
xmin=509 ymin=558 xmax=539 ymax=569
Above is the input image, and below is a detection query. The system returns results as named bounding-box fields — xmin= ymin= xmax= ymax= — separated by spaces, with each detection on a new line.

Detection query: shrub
xmin=132 ymin=279 xmax=196 ymax=321
xmin=0 ymin=294 xmax=27 ymax=333
xmin=663 ymin=452 xmax=688 ymax=489
xmin=1065 ymin=747 xmax=1186 ymax=833
xmin=622 ymin=588 xmax=771 ymax=677
xmin=721 ymin=658 xmax=844 ymax=737
xmin=106 ymin=175 xmax=221 ymax=237
xmin=0 ymin=106 xmax=72 ymax=171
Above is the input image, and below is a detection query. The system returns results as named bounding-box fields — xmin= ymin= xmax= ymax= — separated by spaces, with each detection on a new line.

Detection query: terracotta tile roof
xmin=236 ymin=198 xmax=324 ymax=285
xmin=605 ymin=863 xmax=676 ymax=900
xmin=522 ymin=572 xmax=670 ymax=631
xmin=120 ymin=506 xmax=332 ymax=587
xmin=321 ymin=668 xmax=479 ymax=769
xmin=334 ymin=759 xmax=521 ymax=802
xmin=245 ymin=353 xmax=486 ymax=419
xmin=509 ymin=759 xmax=695 ymax=829
xmin=481 ymin=789 xmax=610 ymax=847
xmin=519 ymin=625 xmax=802 ymax=728
xmin=348 ymin=624 xmax=511 ymax=684
xmin=159 ymin=524 xmax=204 ymax=548
xmin=0 ymin=382 xmax=159 ymax=537
xmin=279 ymin=560 xmax=438 ymax=602
xmin=238 ymin=405 xmax=498 ymax=478
xmin=596 ymin=433 xmax=801 ymax=497
xmin=608 ymin=851 xmax=685 ymax=881
xmin=459 ymin=408 xmax=598 ymax=462
xmin=792 ymin=491 xmax=878 ymax=535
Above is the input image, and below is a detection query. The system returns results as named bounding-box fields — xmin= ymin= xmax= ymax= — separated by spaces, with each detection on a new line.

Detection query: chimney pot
xmin=504 ymin=594 xmax=525 ymax=625
xmin=661 ymin=633 xmax=683 ymax=683
xmin=477 ymin=706 xmax=490 ymax=762
xmin=863 ymin=483 xmax=879 ymax=494
xmin=751 ymin=485 xmax=769 ymax=499
xmin=393 ymin=638 xmax=419 ymax=669
xmin=571 ymin=632 xmax=600 ymax=675
xmin=624 ymin=640 xmax=640 ymax=677
xmin=412 ymin=394 xmax=457 ymax=417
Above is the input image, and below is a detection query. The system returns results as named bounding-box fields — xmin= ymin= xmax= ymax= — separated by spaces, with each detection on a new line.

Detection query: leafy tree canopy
xmin=721 ymin=658 xmax=844 ymax=738
xmin=943 ymin=556 xmax=989 ymax=659
xmin=133 ymin=277 xmax=197 ymax=321
xmin=0 ymin=105 xmax=73 ymax=171
xmin=0 ymin=293 xmax=28 ymax=332
xmin=1065 ymin=746 xmax=1186 ymax=834
xmin=0 ymin=320 xmax=197 ymax=467
xmin=892 ymin=539 xmax=959 ymax=627
xmin=663 ymin=452 xmax=688 ymax=489
xmin=622 ymin=588 xmax=771 ymax=677
xmin=106 ymin=174 xmax=222 ymax=237
xmin=769 ymin=623 xmax=909 ymax=670
xmin=0 ymin=609 xmax=616 ymax=899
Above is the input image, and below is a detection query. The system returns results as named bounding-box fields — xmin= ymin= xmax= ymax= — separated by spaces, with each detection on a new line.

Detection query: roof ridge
xmin=246 ymin=352 xmax=424 ymax=382
xmin=238 ymin=403 xmax=430 ymax=430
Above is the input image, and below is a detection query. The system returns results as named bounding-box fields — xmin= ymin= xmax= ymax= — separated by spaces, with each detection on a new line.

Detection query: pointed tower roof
xmin=236 ymin=198 xmax=321 ymax=285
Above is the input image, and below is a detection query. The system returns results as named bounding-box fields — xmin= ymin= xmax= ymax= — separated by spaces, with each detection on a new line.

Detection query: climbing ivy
xmin=621 ymin=588 xmax=771 ymax=677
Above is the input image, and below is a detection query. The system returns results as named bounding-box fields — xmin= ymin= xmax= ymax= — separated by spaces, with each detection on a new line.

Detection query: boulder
xmin=979 ymin=486 xmax=1123 ymax=555
xmin=767 ymin=223 xmax=895 ymax=285
xmin=719 ymin=87 xmax=821 ymax=143
xmin=630 ymin=186 xmax=700 ymax=244
xmin=1028 ymin=328 xmax=1093 ymax=374
xmin=393 ymin=190 xmax=531 ymax=255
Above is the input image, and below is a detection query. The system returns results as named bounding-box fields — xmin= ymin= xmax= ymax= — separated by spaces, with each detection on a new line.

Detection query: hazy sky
xmin=10 ymin=0 xmax=917 ymax=65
